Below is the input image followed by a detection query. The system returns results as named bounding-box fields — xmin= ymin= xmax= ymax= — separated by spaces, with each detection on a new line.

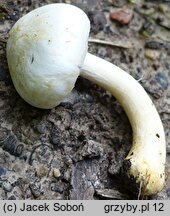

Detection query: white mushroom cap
xmin=7 ymin=3 xmax=90 ymax=108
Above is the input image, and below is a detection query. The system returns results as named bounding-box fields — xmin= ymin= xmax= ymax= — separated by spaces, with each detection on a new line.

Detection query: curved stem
xmin=80 ymin=52 xmax=166 ymax=195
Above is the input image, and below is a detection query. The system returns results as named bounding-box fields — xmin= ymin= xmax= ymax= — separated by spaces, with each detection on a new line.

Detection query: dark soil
xmin=0 ymin=0 xmax=170 ymax=200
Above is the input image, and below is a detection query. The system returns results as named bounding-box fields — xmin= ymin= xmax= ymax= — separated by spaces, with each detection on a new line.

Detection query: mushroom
xmin=6 ymin=3 xmax=166 ymax=196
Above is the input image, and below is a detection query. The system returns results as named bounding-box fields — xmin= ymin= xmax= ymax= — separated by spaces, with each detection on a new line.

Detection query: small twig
xmin=137 ymin=75 xmax=145 ymax=83
xmin=88 ymin=38 xmax=133 ymax=49
xmin=137 ymin=181 xmax=143 ymax=200
xmin=1 ymin=37 xmax=133 ymax=47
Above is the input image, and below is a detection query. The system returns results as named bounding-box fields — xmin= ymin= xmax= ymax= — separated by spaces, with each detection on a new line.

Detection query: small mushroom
xmin=6 ymin=3 xmax=166 ymax=196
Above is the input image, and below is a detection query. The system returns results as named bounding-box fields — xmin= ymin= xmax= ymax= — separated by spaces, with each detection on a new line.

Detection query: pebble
xmin=88 ymin=11 xmax=106 ymax=33
xmin=51 ymin=183 xmax=63 ymax=194
xmin=2 ymin=134 xmax=19 ymax=156
xmin=29 ymin=183 xmax=42 ymax=198
xmin=9 ymin=11 xmax=19 ymax=21
xmin=53 ymin=168 xmax=61 ymax=178
xmin=36 ymin=165 xmax=48 ymax=177
xmin=3 ymin=140 xmax=15 ymax=154
xmin=98 ymin=47 xmax=107 ymax=59
xmin=3 ymin=181 xmax=13 ymax=192
xmin=0 ymin=167 xmax=6 ymax=176
xmin=145 ymin=41 xmax=164 ymax=49
xmin=0 ymin=127 xmax=9 ymax=146
xmin=7 ymin=175 xmax=18 ymax=185
xmin=36 ymin=122 xmax=48 ymax=134
xmin=144 ymin=49 xmax=160 ymax=60
xmin=140 ymin=19 xmax=156 ymax=37
xmin=110 ymin=7 xmax=133 ymax=25
xmin=155 ymin=72 xmax=169 ymax=90
xmin=8 ymin=195 xmax=16 ymax=200
xmin=15 ymin=144 xmax=24 ymax=156
xmin=50 ymin=127 xmax=64 ymax=147
xmin=0 ymin=188 xmax=5 ymax=199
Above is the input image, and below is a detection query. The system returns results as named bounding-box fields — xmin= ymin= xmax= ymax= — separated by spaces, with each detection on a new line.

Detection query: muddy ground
xmin=0 ymin=0 xmax=170 ymax=200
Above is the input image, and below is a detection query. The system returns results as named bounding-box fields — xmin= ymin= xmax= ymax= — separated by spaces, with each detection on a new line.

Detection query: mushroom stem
xmin=81 ymin=52 xmax=166 ymax=196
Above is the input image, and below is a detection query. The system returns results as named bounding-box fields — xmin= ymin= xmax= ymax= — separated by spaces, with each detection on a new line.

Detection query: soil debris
xmin=110 ymin=7 xmax=133 ymax=25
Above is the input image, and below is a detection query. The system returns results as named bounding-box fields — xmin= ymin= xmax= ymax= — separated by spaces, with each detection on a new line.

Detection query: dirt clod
xmin=110 ymin=7 xmax=133 ymax=25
